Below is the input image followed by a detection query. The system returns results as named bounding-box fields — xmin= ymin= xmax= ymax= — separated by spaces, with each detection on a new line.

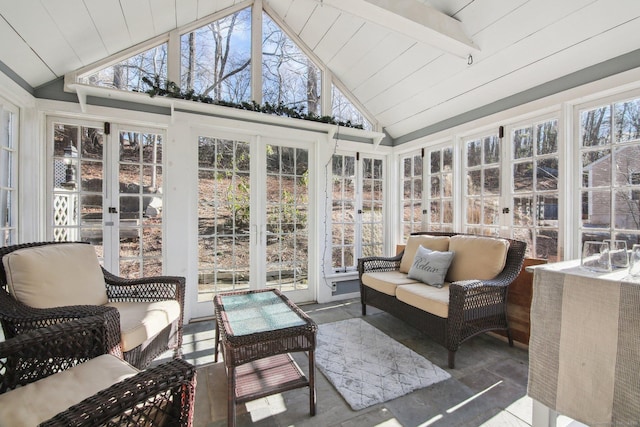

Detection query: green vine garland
xmin=142 ymin=75 xmax=364 ymax=129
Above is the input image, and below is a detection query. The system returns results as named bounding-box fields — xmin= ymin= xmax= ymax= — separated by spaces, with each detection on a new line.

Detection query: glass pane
xmin=430 ymin=176 xmax=440 ymax=198
xmin=442 ymin=201 xmax=453 ymax=224
xmin=537 ymin=230 xmax=558 ymax=261
xmin=614 ymin=189 xmax=640 ymax=229
xmin=484 ymin=136 xmax=500 ymax=164
xmin=513 ymin=127 xmax=533 ymax=159
xmin=467 ymin=198 xmax=481 ymax=224
xmin=180 ymin=8 xmax=251 ymax=103
xmin=581 ymin=190 xmax=611 ymax=228
xmin=581 ymin=106 xmax=611 ymax=147
xmin=430 ymin=151 xmax=441 ymax=173
xmin=443 ymin=148 xmax=453 ymax=172
xmin=442 ymin=173 xmax=452 ymax=197
xmin=513 ymin=197 xmax=533 ymax=227
xmin=582 ymin=149 xmax=611 ymax=187
xmin=537 ymin=195 xmax=559 ymax=226
xmin=536 ymin=158 xmax=559 ymax=191
xmin=514 ymin=162 xmax=533 ymax=192
xmin=467 ymin=170 xmax=481 ymax=196
xmin=536 ymin=120 xmax=558 ymax=154
xmin=467 ymin=139 xmax=482 ymax=167
xmin=483 ymin=197 xmax=500 ymax=225
xmin=614 ymin=98 xmax=640 ymax=143
xmin=484 ymin=167 xmax=500 ymax=195
xmin=430 ymin=201 xmax=440 ymax=223
xmin=614 ymin=145 xmax=640 ymax=186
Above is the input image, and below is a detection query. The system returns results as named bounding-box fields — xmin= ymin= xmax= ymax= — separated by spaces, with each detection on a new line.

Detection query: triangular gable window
xmin=262 ymin=12 xmax=321 ymax=115
xmin=80 ymin=43 xmax=167 ymax=92
xmin=332 ymin=85 xmax=372 ymax=130
xmin=181 ymin=7 xmax=252 ymax=103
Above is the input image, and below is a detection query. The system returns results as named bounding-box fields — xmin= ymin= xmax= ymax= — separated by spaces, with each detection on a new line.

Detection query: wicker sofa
xmin=0 ymin=315 xmax=196 ymax=426
xmin=358 ymin=232 xmax=526 ymax=368
xmin=0 ymin=241 xmax=185 ymax=369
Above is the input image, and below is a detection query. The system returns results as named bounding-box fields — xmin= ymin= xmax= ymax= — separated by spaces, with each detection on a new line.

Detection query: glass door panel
xmin=265 ymin=144 xmax=309 ymax=294
xmin=116 ymin=129 xmax=164 ymax=277
xmin=51 ymin=122 xmax=106 ymax=258
xmin=197 ymin=137 xmax=251 ymax=302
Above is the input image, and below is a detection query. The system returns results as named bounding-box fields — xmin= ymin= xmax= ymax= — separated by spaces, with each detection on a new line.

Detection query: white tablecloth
xmin=528 ymin=260 xmax=640 ymax=425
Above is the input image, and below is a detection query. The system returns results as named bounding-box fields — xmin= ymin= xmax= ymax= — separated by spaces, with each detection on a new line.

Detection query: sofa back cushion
xmin=2 ymin=243 xmax=108 ymax=308
xmin=399 ymin=235 xmax=450 ymax=273
xmin=446 ymin=235 xmax=509 ymax=282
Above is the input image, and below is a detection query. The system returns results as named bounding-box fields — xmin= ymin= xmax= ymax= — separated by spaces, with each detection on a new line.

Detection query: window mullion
xmin=251 ymin=0 xmax=263 ymax=105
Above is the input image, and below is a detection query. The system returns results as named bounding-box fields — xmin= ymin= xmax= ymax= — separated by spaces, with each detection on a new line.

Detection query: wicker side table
xmin=213 ymin=289 xmax=317 ymax=427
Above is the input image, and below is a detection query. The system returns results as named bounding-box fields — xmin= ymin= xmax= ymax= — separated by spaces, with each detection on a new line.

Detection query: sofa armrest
xmin=358 ymin=253 xmax=404 ymax=278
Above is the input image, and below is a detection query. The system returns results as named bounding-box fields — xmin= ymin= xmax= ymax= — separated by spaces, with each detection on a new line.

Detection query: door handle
xmin=108 ymin=207 xmax=118 ymax=214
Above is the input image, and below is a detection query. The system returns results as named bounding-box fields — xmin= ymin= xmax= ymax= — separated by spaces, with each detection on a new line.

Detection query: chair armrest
xmin=102 ymin=269 xmax=185 ymax=306
xmin=0 ymin=314 xmax=120 ymax=392
xmin=358 ymin=253 xmax=404 ymax=278
xmin=0 ymin=294 xmax=122 ymax=355
xmin=449 ymin=279 xmax=508 ymax=313
xmin=40 ymin=358 xmax=197 ymax=427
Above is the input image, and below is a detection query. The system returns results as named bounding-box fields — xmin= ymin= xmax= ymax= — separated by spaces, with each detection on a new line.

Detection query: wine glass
xmin=581 ymin=241 xmax=612 ymax=272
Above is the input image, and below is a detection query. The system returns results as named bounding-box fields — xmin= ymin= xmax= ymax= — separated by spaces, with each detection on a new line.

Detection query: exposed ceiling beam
xmin=319 ymin=0 xmax=479 ymax=59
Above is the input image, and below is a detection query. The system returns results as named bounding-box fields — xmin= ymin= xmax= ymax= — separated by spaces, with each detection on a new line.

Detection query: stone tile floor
xmin=155 ymin=298 xmax=579 ymax=427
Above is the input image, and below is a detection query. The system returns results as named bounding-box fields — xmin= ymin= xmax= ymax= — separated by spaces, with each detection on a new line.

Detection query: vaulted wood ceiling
xmin=1 ymin=0 xmax=639 ymax=141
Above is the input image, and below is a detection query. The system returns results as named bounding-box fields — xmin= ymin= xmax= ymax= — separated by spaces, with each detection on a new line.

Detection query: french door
xmin=49 ymin=118 xmax=165 ymax=276
xmin=196 ymin=132 xmax=313 ymax=311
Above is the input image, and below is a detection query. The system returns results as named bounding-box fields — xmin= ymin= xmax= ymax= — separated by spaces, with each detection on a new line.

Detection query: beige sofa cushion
xmin=106 ymin=300 xmax=181 ymax=352
xmin=362 ymin=271 xmax=421 ymax=296
xmin=2 ymin=243 xmax=108 ymax=308
xmin=0 ymin=354 xmax=138 ymax=427
xmin=399 ymin=235 xmax=451 ymax=273
xmin=396 ymin=283 xmax=450 ymax=318
xmin=447 ymin=235 xmax=509 ymax=282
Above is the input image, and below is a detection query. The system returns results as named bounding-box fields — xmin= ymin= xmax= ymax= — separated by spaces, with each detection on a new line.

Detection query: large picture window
xmin=579 ymin=96 xmax=640 ymax=247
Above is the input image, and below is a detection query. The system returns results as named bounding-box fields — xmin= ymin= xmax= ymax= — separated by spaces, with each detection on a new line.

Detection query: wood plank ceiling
xmin=0 ymin=0 xmax=639 ymax=141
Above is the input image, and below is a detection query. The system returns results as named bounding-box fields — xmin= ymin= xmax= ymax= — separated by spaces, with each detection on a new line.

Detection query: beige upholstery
xmin=362 ymin=271 xmax=420 ymax=296
xmin=399 ymin=235 xmax=451 ymax=273
xmin=446 ymin=235 xmax=509 ymax=282
xmin=2 ymin=244 xmax=108 ymax=308
xmin=106 ymin=300 xmax=181 ymax=352
xmin=396 ymin=283 xmax=450 ymax=318
xmin=0 ymin=354 xmax=137 ymax=427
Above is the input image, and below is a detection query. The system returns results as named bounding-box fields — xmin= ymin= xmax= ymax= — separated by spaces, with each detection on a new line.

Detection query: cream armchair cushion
xmin=2 ymin=243 xmax=108 ymax=308
xmin=0 ymin=354 xmax=137 ymax=427
xmin=106 ymin=300 xmax=181 ymax=352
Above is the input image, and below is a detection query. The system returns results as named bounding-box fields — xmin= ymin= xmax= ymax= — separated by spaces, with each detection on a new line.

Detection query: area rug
xmin=315 ymin=318 xmax=451 ymax=410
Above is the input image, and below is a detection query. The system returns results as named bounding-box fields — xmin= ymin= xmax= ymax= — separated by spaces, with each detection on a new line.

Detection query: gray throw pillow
xmin=407 ymin=246 xmax=455 ymax=288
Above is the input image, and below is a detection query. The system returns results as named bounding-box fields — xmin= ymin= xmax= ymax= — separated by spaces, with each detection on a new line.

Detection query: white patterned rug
xmin=315 ymin=318 xmax=451 ymax=411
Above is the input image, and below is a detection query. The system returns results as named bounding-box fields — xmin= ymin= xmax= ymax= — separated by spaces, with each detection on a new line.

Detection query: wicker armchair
xmin=0 ymin=315 xmax=196 ymax=426
xmin=0 ymin=241 xmax=185 ymax=369
xmin=358 ymin=232 xmax=527 ymax=368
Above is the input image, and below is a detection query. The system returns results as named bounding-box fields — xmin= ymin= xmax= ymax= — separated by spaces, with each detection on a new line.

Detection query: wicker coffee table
xmin=213 ymin=289 xmax=317 ymax=427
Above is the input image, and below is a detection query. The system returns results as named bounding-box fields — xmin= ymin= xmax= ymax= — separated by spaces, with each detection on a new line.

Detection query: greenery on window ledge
xmin=142 ymin=75 xmax=364 ymax=129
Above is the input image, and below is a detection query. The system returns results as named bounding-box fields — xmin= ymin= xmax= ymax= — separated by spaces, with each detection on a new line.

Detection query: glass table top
xmin=220 ymin=291 xmax=307 ymax=336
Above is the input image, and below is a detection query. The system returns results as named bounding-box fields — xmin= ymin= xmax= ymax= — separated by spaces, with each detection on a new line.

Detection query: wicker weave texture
xmin=358 ymin=232 xmax=526 ymax=368
xmin=0 ymin=241 xmax=185 ymax=369
xmin=0 ymin=315 xmax=196 ymax=427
